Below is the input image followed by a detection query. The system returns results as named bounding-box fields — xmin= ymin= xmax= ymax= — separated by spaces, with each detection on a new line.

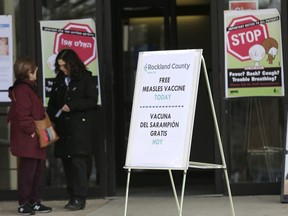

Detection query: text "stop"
xmin=231 ymin=29 xmax=262 ymax=46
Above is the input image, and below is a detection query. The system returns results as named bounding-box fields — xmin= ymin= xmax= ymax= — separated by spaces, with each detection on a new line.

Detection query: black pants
xmin=18 ymin=158 xmax=44 ymax=205
xmin=62 ymin=156 xmax=90 ymax=198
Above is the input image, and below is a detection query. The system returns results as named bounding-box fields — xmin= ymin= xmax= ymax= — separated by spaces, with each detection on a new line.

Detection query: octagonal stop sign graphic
xmin=226 ymin=15 xmax=269 ymax=61
xmin=54 ymin=23 xmax=96 ymax=65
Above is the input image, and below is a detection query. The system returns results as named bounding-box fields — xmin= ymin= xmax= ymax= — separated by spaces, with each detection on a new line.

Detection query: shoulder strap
xmin=11 ymin=90 xmax=16 ymax=102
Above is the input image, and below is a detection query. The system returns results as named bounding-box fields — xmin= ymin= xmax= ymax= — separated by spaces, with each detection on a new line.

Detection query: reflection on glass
xmin=229 ymin=98 xmax=283 ymax=183
xmin=0 ymin=107 xmax=17 ymax=190
xmin=176 ymin=0 xmax=210 ymax=6
xmin=42 ymin=0 xmax=96 ymax=20
xmin=123 ymin=17 xmax=164 ymax=102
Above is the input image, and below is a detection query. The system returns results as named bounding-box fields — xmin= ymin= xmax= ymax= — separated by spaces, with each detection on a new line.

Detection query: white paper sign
xmin=0 ymin=15 xmax=13 ymax=103
xmin=125 ymin=49 xmax=202 ymax=170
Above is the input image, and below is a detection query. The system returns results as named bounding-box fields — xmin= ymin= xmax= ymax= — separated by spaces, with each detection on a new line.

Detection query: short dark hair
xmin=54 ymin=48 xmax=86 ymax=77
xmin=14 ymin=57 xmax=36 ymax=80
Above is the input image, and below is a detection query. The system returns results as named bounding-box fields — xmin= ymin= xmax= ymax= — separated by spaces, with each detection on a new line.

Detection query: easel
xmin=124 ymin=55 xmax=235 ymax=216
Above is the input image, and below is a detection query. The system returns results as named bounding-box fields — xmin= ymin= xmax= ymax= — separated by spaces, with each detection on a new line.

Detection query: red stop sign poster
xmin=54 ymin=23 xmax=96 ymax=65
xmin=226 ymin=15 xmax=269 ymax=61
xmin=40 ymin=18 xmax=101 ymax=106
xmin=224 ymin=9 xmax=284 ymax=98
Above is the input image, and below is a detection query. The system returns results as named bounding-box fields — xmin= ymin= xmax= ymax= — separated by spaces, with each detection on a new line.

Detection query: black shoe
xmin=31 ymin=202 xmax=52 ymax=213
xmin=65 ymin=198 xmax=86 ymax=211
xmin=18 ymin=204 xmax=35 ymax=215
xmin=64 ymin=198 xmax=74 ymax=209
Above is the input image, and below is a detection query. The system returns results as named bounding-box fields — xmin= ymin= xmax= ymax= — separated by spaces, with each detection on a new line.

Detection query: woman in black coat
xmin=47 ymin=49 xmax=98 ymax=210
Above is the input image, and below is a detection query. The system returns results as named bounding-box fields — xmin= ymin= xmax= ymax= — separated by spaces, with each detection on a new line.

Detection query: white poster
xmin=125 ymin=49 xmax=202 ymax=170
xmin=0 ymin=15 xmax=13 ymax=103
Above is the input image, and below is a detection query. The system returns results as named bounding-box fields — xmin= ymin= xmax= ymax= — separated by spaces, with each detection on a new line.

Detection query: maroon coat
xmin=7 ymin=80 xmax=46 ymax=160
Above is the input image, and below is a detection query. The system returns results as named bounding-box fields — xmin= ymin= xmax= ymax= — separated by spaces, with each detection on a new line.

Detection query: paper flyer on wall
xmin=39 ymin=18 xmax=101 ymax=106
xmin=224 ymin=9 xmax=284 ymax=98
xmin=0 ymin=15 xmax=13 ymax=103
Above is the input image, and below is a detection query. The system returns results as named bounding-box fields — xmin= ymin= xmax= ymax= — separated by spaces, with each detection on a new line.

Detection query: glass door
xmin=113 ymin=0 xmax=177 ymax=186
xmin=222 ymin=0 xmax=283 ymax=195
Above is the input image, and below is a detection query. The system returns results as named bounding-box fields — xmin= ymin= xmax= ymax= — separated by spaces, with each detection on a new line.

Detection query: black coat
xmin=47 ymin=70 xmax=98 ymax=158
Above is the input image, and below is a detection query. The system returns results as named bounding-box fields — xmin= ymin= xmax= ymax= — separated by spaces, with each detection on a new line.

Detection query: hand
xmin=31 ymin=132 xmax=36 ymax=138
xmin=62 ymin=104 xmax=70 ymax=112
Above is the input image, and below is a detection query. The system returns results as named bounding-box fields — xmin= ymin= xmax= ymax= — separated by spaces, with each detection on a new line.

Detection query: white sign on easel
xmin=124 ymin=50 xmax=236 ymax=216
xmin=125 ymin=49 xmax=202 ymax=170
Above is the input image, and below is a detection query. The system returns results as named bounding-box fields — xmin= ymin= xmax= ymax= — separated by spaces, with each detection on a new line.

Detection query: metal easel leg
xmin=179 ymin=170 xmax=187 ymax=216
xmin=124 ymin=168 xmax=131 ymax=216
xmin=169 ymin=170 xmax=180 ymax=211
xmin=169 ymin=169 xmax=187 ymax=216
xmin=201 ymin=56 xmax=236 ymax=216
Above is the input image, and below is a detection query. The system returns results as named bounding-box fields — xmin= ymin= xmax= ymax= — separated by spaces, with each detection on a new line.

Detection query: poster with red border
xmin=224 ymin=9 xmax=284 ymax=98
xmin=40 ymin=18 xmax=101 ymax=106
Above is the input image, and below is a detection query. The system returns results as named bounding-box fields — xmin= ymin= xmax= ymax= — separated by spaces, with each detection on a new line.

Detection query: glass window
xmin=42 ymin=0 xmax=96 ymax=20
xmin=177 ymin=15 xmax=211 ymax=67
xmin=123 ymin=17 xmax=165 ymax=101
xmin=224 ymin=0 xmax=283 ymax=183
xmin=177 ymin=0 xmax=210 ymax=6
xmin=41 ymin=0 xmax=99 ymax=188
xmin=229 ymin=98 xmax=283 ymax=183
xmin=0 ymin=0 xmax=19 ymax=191
xmin=0 ymin=107 xmax=17 ymax=190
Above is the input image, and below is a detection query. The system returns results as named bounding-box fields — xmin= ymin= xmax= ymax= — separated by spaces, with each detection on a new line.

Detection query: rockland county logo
xmin=144 ymin=63 xmax=191 ymax=73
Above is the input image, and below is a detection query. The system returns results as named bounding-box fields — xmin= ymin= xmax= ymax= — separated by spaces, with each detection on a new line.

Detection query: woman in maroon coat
xmin=7 ymin=57 xmax=52 ymax=215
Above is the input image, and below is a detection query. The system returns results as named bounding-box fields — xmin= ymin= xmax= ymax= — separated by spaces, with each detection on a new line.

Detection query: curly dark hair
xmin=54 ymin=48 xmax=86 ymax=77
